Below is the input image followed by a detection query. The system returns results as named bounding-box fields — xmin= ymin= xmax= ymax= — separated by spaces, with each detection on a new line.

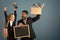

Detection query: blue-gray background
xmin=0 ymin=0 xmax=60 ymax=40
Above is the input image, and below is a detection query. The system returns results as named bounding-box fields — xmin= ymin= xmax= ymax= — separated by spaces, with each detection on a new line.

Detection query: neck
xmin=23 ymin=17 xmax=27 ymax=20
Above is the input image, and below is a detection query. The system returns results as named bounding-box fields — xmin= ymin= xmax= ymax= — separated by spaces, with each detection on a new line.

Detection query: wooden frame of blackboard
xmin=13 ymin=25 xmax=30 ymax=38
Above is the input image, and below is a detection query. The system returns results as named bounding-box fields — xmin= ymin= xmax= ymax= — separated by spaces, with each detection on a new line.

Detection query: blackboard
xmin=13 ymin=25 xmax=30 ymax=38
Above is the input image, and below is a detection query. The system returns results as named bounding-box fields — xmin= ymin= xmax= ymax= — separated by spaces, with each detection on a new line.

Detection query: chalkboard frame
xmin=13 ymin=25 xmax=30 ymax=38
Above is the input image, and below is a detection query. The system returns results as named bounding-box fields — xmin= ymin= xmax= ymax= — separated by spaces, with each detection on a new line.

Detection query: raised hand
xmin=13 ymin=2 xmax=18 ymax=10
xmin=4 ymin=6 xmax=7 ymax=11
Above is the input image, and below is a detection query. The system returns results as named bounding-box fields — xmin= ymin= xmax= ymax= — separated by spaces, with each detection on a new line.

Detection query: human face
xmin=22 ymin=12 xmax=28 ymax=20
xmin=10 ymin=15 xmax=15 ymax=21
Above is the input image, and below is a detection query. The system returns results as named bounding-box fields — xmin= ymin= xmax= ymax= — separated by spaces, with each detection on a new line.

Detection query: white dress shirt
xmin=10 ymin=21 xmax=13 ymax=27
xmin=23 ymin=18 xmax=27 ymax=24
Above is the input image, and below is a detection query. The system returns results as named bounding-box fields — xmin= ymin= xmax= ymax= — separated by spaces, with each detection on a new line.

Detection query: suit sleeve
xmin=17 ymin=19 xmax=22 ymax=25
xmin=17 ymin=20 xmax=21 ymax=25
xmin=14 ymin=10 xmax=17 ymax=21
xmin=17 ymin=21 xmax=19 ymax=25
xmin=4 ymin=11 xmax=8 ymax=24
xmin=31 ymin=15 xmax=40 ymax=22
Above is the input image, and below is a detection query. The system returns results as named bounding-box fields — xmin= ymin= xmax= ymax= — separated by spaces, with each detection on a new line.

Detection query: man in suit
xmin=17 ymin=10 xmax=40 ymax=40
xmin=4 ymin=3 xmax=17 ymax=40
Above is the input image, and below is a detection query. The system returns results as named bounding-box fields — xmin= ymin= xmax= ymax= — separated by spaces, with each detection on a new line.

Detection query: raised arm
xmin=4 ymin=6 xmax=8 ymax=24
xmin=13 ymin=2 xmax=17 ymax=21
xmin=31 ymin=14 xmax=40 ymax=22
xmin=14 ymin=10 xmax=17 ymax=21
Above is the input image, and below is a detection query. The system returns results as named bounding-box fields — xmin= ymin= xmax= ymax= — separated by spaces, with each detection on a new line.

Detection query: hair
xmin=22 ymin=10 xmax=28 ymax=14
xmin=7 ymin=13 xmax=14 ymax=21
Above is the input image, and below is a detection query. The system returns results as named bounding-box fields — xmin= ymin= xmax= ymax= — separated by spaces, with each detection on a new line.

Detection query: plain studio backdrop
xmin=0 ymin=0 xmax=60 ymax=40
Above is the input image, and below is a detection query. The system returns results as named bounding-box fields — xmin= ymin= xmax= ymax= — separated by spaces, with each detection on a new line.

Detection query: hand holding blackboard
xmin=18 ymin=23 xmax=24 ymax=27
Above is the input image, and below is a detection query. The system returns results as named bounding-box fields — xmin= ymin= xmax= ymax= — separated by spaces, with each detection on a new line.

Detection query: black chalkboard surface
xmin=13 ymin=25 xmax=30 ymax=38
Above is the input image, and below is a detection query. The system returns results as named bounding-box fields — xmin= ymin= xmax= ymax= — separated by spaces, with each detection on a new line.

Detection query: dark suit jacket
xmin=17 ymin=15 xmax=40 ymax=39
xmin=4 ymin=10 xmax=17 ymax=38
